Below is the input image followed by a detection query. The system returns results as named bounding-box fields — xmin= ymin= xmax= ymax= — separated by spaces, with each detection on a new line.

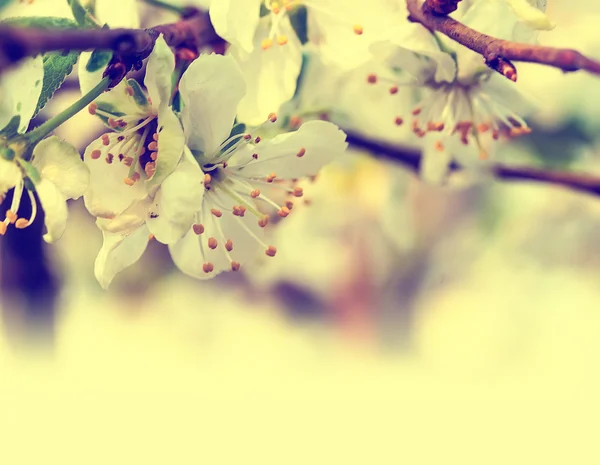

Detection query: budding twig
xmin=406 ymin=0 xmax=600 ymax=81
xmin=346 ymin=131 xmax=600 ymax=198
xmin=0 ymin=9 xmax=221 ymax=74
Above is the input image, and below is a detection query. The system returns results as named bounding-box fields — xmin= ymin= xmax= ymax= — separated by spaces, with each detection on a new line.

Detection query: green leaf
xmin=86 ymin=49 xmax=113 ymax=73
xmin=127 ymin=79 xmax=149 ymax=108
xmin=0 ymin=116 xmax=21 ymax=138
xmin=34 ymin=51 xmax=80 ymax=117
xmin=1 ymin=16 xmax=79 ymax=29
xmin=67 ymin=0 xmax=101 ymax=28
xmin=0 ymin=0 xmax=13 ymax=12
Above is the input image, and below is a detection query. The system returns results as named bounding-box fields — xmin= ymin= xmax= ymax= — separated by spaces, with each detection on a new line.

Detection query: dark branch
xmin=346 ymin=131 xmax=600 ymax=198
xmin=0 ymin=9 xmax=222 ymax=73
xmin=407 ymin=0 xmax=600 ymax=81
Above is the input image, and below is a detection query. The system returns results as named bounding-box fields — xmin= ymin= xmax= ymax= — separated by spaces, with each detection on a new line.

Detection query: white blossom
xmin=158 ymin=53 xmax=348 ymax=279
xmin=209 ymin=0 xmax=403 ymax=124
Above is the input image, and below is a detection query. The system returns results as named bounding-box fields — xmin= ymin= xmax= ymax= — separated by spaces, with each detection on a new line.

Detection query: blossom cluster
xmin=0 ymin=0 xmax=554 ymax=288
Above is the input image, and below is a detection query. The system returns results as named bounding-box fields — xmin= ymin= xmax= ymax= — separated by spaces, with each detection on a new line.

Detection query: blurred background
xmin=2 ymin=1 xmax=600 ymax=463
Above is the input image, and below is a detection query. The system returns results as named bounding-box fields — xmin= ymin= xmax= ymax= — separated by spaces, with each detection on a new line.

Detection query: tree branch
xmin=0 ymin=9 xmax=222 ymax=73
xmin=346 ymin=131 xmax=600 ymax=198
xmin=406 ymin=0 xmax=600 ymax=81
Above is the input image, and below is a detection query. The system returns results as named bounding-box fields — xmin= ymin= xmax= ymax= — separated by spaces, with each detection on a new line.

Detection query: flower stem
xmin=142 ymin=0 xmax=187 ymax=15
xmin=26 ymin=77 xmax=111 ymax=145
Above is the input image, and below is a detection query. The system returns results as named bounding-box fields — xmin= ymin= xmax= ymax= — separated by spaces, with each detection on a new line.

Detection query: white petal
xmin=96 ymin=197 xmax=152 ymax=236
xmin=232 ymin=16 xmax=303 ymax=125
xmin=31 ymin=136 xmax=89 ymax=199
xmin=147 ymin=149 xmax=204 ymax=244
xmin=0 ymin=159 xmax=20 ymax=195
xmin=94 ymin=224 xmax=150 ymax=289
xmin=305 ymin=0 xmax=403 ymax=70
xmin=0 ymin=55 xmax=44 ymax=132
xmin=83 ymin=134 xmax=147 ymax=219
xmin=231 ymin=121 xmax=348 ymax=179
xmin=209 ymin=0 xmax=261 ymax=54
xmin=169 ymin=188 xmax=263 ymax=279
xmin=420 ymin=139 xmax=453 ymax=185
xmin=179 ymin=54 xmax=246 ymax=154
xmin=145 ymin=107 xmax=185 ymax=194
xmin=506 ymin=0 xmax=554 ymax=30
xmin=35 ymin=179 xmax=68 ymax=243
xmin=144 ymin=35 xmax=175 ymax=110
xmin=95 ymin=0 xmax=140 ymax=28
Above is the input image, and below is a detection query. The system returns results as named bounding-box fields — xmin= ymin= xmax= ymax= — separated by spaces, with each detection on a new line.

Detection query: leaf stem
xmin=142 ymin=0 xmax=187 ymax=15
xmin=26 ymin=77 xmax=110 ymax=145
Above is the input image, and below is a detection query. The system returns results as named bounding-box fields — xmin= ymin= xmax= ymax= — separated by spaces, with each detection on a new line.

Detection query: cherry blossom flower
xmin=80 ymin=35 xmax=185 ymax=288
xmin=366 ymin=0 xmax=550 ymax=182
xmin=0 ymin=57 xmax=89 ymax=242
xmin=160 ymin=53 xmax=348 ymax=279
xmin=209 ymin=0 xmax=403 ymax=124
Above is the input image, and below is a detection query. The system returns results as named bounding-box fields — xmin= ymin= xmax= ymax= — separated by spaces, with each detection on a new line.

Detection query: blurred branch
xmin=0 ymin=8 xmax=221 ymax=73
xmin=346 ymin=131 xmax=600 ymax=198
xmin=407 ymin=0 xmax=600 ymax=81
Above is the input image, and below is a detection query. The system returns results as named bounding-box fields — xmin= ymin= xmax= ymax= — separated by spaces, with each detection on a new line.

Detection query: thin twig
xmin=0 ymin=9 xmax=221 ymax=73
xmin=406 ymin=0 xmax=600 ymax=81
xmin=346 ymin=131 xmax=600 ymax=198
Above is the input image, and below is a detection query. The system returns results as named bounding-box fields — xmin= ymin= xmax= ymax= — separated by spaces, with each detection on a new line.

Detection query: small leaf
xmin=34 ymin=51 xmax=80 ymax=117
xmin=127 ymin=79 xmax=149 ymax=108
xmin=86 ymin=49 xmax=113 ymax=73
xmin=1 ymin=16 xmax=78 ymax=29
xmin=67 ymin=0 xmax=101 ymax=29
xmin=0 ymin=116 xmax=21 ymax=138
xmin=0 ymin=0 xmax=13 ymax=12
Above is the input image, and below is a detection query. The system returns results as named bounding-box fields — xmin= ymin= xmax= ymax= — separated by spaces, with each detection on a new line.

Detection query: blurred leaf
xmin=0 ymin=0 xmax=13 ymax=12
xmin=0 ymin=116 xmax=20 ymax=138
xmin=67 ymin=0 xmax=100 ymax=28
xmin=521 ymin=118 xmax=594 ymax=170
xmin=86 ymin=49 xmax=112 ymax=72
xmin=1 ymin=16 xmax=78 ymax=29
xmin=34 ymin=52 xmax=80 ymax=117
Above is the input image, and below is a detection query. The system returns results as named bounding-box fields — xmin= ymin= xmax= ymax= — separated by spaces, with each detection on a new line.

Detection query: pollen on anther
xmin=225 ymin=240 xmax=233 ymax=252
xmin=296 ymin=148 xmax=306 ymax=158
xmin=252 ymin=153 xmax=259 ymax=160
xmin=0 ymin=223 xmax=6 ymax=235
xmin=251 ymin=189 xmax=260 ymax=198
xmin=91 ymin=149 xmax=102 ymax=160
xmin=293 ymin=186 xmax=303 ymax=197
xmin=258 ymin=215 xmax=269 ymax=228
xmin=367 ymin=74 xmax=377 ymax=84
xmin=268 ymin=112 xmax=278 ymax=123
xmin=204 ymin=173 xmax=212 ymax=185
xmin=101 ymin=134 xmax=110 ymax=146
xmin=203 ymin=262 xmax=214 ymax=273
xmin=277 ymin=35 xmax=288 ymax=46
xmin=243 ymin=134 xmax=252 ymax=141
xmin=211 ymin=209 xmax=222 ymax=218
xmin=231 ymin=261 xmax=240 ymax=272
xmin=389 ymin=86 xmax=399 ymax=95
xmin=394 ymin=117 xmax=404 ymax=126
xmin=88 ymin=102 xmax=98 ymax=115
xmin=148 ymin=234 xmax=156 ymax=241
xmin=265 ymin=246 xmax=277 ymax=257
xmin=277 ymin=207 xmax=290 ymax=218
xmin=15 ymin=218 xmax=29 ymax=229
xmin=124 ymin=177 xmax=136 ymax=186
xmin=261 ymin=38 xmax=273 ymax=50
xmin=255 ymin=136 xmax=261 ymax=144
xmin=208 ymin=237 xmax=218 ymax=249
xmin=285 ymin=201 xmax=294 ymax=210
xmin=148 ymin=141 xmax=158 ymax=152
xmin=267 ymin=173 xmax=277 ymax=183
xmin=193 ymin=223 xmax=204 ymax=235
xmin=353 ymin=24 xmax=364 ymax=35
